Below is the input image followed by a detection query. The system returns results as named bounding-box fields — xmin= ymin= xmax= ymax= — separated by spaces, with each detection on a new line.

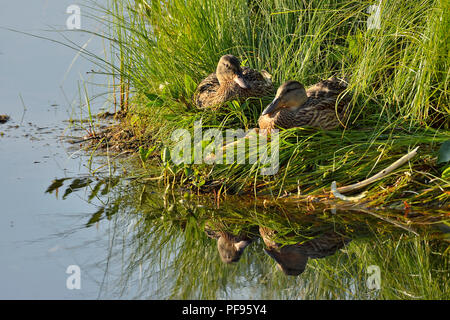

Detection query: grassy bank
xmin=79 ymin=0 xmax=449 ymax=206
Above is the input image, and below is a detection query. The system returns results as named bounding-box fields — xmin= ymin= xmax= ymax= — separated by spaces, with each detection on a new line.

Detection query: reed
xmin=79 ymin=0 xmax=449 ymax=202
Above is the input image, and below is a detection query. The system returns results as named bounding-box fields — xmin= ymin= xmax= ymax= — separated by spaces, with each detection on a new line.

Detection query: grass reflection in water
xmin=46 ymin=174 xmax=449 ymax=299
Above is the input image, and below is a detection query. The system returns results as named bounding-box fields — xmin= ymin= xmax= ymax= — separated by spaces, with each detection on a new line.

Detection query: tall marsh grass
xmin=94 ymin=0 xmax=449 ymax=123
xmin=82 ymin=0 xmax=449 ymax=201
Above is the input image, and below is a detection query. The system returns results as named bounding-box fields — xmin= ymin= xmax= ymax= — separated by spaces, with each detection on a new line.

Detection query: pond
xmin=0 ymin=1 xmax=448 ymax=300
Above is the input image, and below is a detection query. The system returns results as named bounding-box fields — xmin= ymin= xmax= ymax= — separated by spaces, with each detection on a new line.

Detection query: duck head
xmin=216 ymin=54 xmax=250 ymax=89
xmin=261 ymin=80 xmax=307 ymax=116
xmin=217 ymin=236 xmax=251 ymax=263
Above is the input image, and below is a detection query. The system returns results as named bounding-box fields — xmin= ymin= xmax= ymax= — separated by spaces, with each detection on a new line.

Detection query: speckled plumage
xmin=194 ymin=57 xmax=273 ymax=110
xmin=260 ymin=226 xmax=351 ymax=276
xmin=258 ymin=77 xmax=351 ymax=130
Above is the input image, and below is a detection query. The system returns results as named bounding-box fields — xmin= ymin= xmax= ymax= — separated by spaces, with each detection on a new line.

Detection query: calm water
xmin=0 ymin=1 xmax=448 ymax=300
xmin=0 ymin=0 xmax=111 ymax=299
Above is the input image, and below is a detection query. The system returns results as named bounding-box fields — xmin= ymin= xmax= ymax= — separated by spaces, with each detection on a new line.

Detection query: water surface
xmin=0 ymin=1 xmax=448 ymax=300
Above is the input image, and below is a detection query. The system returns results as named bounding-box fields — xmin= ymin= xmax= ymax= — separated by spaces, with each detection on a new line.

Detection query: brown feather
xmin=194 ymin=66 xmax=273 ymax=109
xmin=260 ymin=226 xmax=351 ymax=276
xmin=258 ymin=77 xmax=351 ymax=130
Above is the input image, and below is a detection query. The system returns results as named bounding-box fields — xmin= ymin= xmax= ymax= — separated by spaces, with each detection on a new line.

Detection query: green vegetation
xmin=78 ymin=0 xmax=449 ymax=205
xmin=47 ymin=175 xmax=450 ymax=299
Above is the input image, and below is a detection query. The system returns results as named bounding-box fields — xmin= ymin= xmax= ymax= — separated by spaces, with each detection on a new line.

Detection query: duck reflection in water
xmin=259 ymin=226 xmax=351 ymax=276
xmin=205 ymin=221 xmax=256 ymax=263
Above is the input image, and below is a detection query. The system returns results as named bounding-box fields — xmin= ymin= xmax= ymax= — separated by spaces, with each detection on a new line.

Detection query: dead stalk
xmin=332 ymin=147 xmax=419 ymax=197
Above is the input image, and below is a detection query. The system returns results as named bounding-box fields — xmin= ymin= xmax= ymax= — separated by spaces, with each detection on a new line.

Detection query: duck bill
xmin=234 ymin=74 xmax=250 ymax=89
xmin=234 ymin=240 xmax=251 ymax=252
xmin=261 ymin=97 xmax=280 ymax=116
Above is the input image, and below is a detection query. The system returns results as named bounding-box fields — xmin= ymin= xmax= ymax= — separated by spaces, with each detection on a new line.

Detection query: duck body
xmin=194 ymin=55 xmax=273 ymax=110
xmin=259 ymin=226 xmax=351 ymax=276
xmin=258 ymin=77 xmax=350 ymax=130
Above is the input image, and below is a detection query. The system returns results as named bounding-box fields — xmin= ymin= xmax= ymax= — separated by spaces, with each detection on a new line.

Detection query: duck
xmin=259 ymin=226 xmax=351 ymax=276
xmin=194 ymin=54 xmax=273 ymax=110
xmin=205 ymin=222 xmax=254 ymax=263
xmin=258 ymin=77 xmax=351 ymax=130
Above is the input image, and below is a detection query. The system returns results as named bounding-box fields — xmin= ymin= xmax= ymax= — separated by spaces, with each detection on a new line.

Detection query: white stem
xmin=333 ymin=146 xmax=419 ymax=194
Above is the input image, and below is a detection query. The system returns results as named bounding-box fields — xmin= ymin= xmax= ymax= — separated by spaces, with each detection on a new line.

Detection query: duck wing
xmin=306 ymin=76 xmax=349 ymax=103
xmin=292 ymin=76 xmax=351 ymax=129
xmin=291 ymin=99 xmax=344 ymax=130
xmin=296 ymin=232 xmax=351 ymax=259
xmin=241 ymin=67 xmax=274 ymax=97
xmin=194 ymin=72 xmax=220 ymax=109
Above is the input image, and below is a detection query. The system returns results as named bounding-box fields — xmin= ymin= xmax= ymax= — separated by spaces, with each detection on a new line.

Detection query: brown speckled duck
xmin=259 ymin=226 xmax=351 ymax=276
xmin=258 ymin=77 xmax=351 ymax=130
xmin=194 ymin=55 xmax=273 ymax=109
